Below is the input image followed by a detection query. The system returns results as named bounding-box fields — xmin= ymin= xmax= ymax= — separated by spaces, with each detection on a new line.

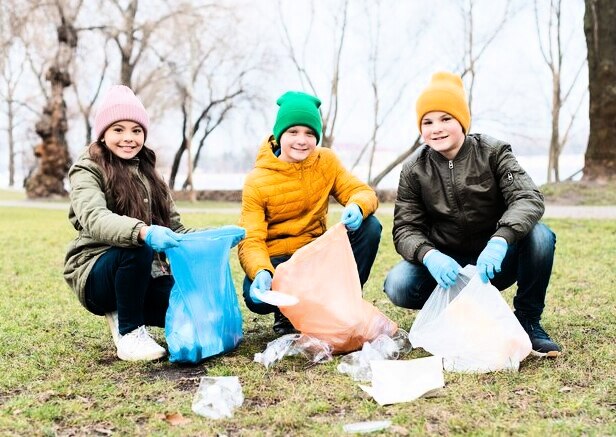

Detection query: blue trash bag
xmin=165 ymin=226 xmax=245 ymax=364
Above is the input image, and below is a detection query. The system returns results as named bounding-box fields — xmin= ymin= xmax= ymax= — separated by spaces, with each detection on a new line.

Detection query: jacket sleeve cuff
xmin=133 ymin=222 xmax=146 ymax=245
xmin=493 ymin=226 xmax=516 ymax=244
xmin=417 ymin=245 xmax=434 ymax=263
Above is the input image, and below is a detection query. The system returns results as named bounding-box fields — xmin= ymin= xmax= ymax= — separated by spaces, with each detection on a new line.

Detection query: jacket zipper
xmin=449 ymin=160 xmax=467 ymax=229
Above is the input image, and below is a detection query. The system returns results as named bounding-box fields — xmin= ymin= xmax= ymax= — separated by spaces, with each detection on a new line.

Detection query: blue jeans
xmin=383 ymin=223 xmax=556 ymax=321
xmin=243 ymin=215 xmax=383 ymax=315
xmin=84 ymin=246 xmax=174 ymax=335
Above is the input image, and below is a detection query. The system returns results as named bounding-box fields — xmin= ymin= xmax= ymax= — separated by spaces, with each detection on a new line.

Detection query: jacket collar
xmin=255 ymin=135 xmax=319 ymax=172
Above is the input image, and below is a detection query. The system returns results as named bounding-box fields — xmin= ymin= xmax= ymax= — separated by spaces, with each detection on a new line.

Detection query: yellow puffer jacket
xmin=238 ymin=135 xmax=378 ymax=280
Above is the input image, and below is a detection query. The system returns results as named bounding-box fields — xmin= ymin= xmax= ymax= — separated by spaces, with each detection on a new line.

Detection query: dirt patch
xmin=147 ymin=365 xmax=207 ymax=391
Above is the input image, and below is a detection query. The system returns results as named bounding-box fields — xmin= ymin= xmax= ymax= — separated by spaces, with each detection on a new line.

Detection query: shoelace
xmin=135 ymin=326 xmax=151 ymax=340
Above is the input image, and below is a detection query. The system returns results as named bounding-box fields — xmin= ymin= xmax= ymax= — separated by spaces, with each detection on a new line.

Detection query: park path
xmin=1 ymin=200 xmax=616 ymax=219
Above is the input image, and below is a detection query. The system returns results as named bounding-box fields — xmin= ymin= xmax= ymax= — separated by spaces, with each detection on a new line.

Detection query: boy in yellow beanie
xmin=384 ymin=72 xmax=561 ymax=357
xmin=238 ymin=91 xmax=382 ymax=335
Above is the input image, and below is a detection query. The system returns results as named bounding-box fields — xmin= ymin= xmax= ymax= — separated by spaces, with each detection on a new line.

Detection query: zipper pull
xmin=448 ymin=160 xmax=454 ymax=169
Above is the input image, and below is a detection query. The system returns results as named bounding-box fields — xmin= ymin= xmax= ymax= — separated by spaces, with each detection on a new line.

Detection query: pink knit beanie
xmin=93 ymin=85 xmax=150 ymax=141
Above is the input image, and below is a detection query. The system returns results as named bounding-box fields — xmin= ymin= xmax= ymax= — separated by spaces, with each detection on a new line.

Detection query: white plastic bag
xmin=192 ymin=376 xmax=244 ymax=419
xmin=408 ymin=265 xmax=532 ymax=372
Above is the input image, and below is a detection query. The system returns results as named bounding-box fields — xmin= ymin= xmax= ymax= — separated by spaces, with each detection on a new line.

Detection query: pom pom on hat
xmin=273 ymin=91 xmax=322 ymax=145
xmin=416 ymin=72 xmax=471 ymax=133
xmin=94 ymin=85 xmax=150 ymax=141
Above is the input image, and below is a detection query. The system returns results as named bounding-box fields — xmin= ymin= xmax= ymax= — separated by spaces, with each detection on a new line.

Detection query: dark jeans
xmin=383 ymin=223 xmax=556 ymax=321
xmin=84 ymin=245 xmax=174 ymax=335
xmin=243 ymin=215 xmax=383 ymax=315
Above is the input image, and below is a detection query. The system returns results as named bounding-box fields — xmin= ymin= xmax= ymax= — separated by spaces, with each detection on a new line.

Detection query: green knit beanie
xmin=273 ymin=91 xmax=322 ymax=145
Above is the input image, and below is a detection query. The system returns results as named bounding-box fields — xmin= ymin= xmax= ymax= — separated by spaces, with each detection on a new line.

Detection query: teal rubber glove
xmin=220 ymin=225 xmax=246 ymax=248
xmin=144 ymin=225 xmax=180 ymax=252
xmin=249 ymin=270 xmax=272 ymax=304
xmin=423 ymin=250 xmax=462 ymax=289
xmin=476 ymin=237 xmax=508 ymax=283
xmin=341 ymin=203 xmax=363 ymax=231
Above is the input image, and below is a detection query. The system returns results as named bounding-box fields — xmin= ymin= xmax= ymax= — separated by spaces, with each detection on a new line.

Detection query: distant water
xmin=179 ymin=154 xmax=585 ymax=190
xmin=0 ymin=154 xmax=584 ymax=190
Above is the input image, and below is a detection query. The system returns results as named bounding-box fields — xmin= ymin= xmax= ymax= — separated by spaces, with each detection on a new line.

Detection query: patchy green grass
xmin=541 ymin=180 xmax=616 ymax=205
xmin=0 ymin=207 xmax=614 ymax=436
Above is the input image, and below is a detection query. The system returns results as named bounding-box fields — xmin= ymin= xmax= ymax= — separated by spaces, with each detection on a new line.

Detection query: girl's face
xmin=278 ymin=125 xmax=318 ymax=163
xmin=420 ymin=111 xmax=465 ymax=160
xmin=102 ymin=120 xmax=145 ymax=160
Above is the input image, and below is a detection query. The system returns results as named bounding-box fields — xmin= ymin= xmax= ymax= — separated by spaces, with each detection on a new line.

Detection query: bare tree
xmin=162 ymin=6 xmax=266 ymax=193
xmin=279 ymin=0 xmax=349 ymax=149
xmin=71 ymin=35 xmax=109 ymax=146
xmin=370 ymin=0 xmax=512 ymax=188
xmin=24 ymin=0 xmax=83 ymax=198
xmin=103 ymin=0 xmax=204 ymax=93
xmin=0 ymin=1 xmax=21 ymax=187
xmin=349 ymin=0 xmax=413 ymax=186
xmin=582 ymin=0 xmax=616 ymax=182
xmin=535 ymin=0 xmax=587 ymax=183
xmin=0 ymin=51 xmax=25 ymax=187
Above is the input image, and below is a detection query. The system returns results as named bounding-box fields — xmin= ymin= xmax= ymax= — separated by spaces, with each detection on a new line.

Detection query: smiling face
xmin=420 ymin=111 xmax=466 ymax=160
xmin=278 ymin=125 xmax=318 ymax=163
xmin=102 ymin=120 xmax=145 ymax=160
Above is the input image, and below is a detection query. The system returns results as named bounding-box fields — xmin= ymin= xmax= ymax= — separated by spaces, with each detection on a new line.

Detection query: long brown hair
xmin=88 ymin=140 xmax=172 ymax=227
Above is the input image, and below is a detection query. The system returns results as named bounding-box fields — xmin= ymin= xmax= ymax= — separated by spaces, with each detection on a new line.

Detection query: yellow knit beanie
xmin=416 ymin=71 xmax=470 ymax=133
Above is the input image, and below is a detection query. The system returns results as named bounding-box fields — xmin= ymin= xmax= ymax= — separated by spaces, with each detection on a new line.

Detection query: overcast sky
xmin=0 ymin=0 xmax=588 ymax=188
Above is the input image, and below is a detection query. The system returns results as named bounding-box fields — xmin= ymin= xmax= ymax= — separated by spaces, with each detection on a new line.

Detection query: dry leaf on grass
xmin=156 ymin=412 xmax=192 ymax=426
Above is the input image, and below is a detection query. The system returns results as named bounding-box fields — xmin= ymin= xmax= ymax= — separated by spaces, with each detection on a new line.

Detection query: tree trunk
xmin=7 ymin=97 xmax=15 ymax=187
xmin=24 ymin=18 xmax=76 ymax=198
xmin=547 ymin=73 xmax=562 ymax=183
xmin=582 ymin=0 xmax=616 ymax=182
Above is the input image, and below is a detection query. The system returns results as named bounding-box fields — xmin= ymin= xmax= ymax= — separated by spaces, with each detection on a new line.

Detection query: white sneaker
xmin=116 ymin=326 xmax=167 ymax=361
xmin=105 ymin=312 xmax=120 ymax=347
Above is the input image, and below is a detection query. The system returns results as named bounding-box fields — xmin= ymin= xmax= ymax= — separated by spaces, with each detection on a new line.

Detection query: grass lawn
xmin=0 ymin=205 xmax=614 ymax=436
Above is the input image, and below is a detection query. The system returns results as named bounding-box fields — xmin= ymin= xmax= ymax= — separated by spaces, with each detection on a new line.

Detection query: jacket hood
xmin=254 ymin=135 xmax=320 ymax=174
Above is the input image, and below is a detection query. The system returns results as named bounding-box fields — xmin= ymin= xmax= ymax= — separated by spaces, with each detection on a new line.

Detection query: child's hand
xmin=249 ymin=270 xmax=272 ymax=304
xmin=423 ymin=250 xmax=461 ymax=288
xmin=144 ymin=225 xmax=181 ymax=252
xmin=476 ymin=238 xmax=508 ymax=283
xmin=341 ymin=203 xmax=363 ymax=231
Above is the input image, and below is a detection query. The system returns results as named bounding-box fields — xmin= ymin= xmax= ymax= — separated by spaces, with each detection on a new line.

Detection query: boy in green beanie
xmin=238 ymin=91 xmax=382 ymax=335
xmin=384 ymin=72 xmax=561 ymax=357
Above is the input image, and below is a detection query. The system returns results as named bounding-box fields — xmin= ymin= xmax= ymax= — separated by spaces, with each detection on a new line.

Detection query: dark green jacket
xmin=393 ymin=133 xmax=544 ymax=263
xmin=63 ymin=151 xmax=188 ymax=307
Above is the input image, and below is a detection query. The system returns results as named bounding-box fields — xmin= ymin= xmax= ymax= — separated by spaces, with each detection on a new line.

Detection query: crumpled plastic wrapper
xmin=253 ymin=334 xmax=333 ymax=368
xmin=192 ymin=376 xmax=244 ymax=419
xmin=337 ymin=330 xmax=412 ymax=381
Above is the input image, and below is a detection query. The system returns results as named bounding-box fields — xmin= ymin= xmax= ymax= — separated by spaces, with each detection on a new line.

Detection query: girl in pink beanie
xmin=64 ymin=85 xmax=195 ymax=361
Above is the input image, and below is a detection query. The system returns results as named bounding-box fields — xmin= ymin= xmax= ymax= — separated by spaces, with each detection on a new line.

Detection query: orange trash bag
xmin=272 ymin=223 xmax=397 ymax=354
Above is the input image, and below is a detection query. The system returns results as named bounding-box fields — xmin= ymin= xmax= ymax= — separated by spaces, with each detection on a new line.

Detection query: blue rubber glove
xmin=249 ymin=270 xmax=272 ymax=304
xmin=341 ymin=203 xmax=363 ymax=231
xmin=144 ymin=225 xmax=181 ymax=252
xmin=220 ymin=225 xmax=246 ymax=248
xmin=423 ymin=250 xmax=462 ymax=289
xmin=476 ymin=237 xmax=508 ymax=283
